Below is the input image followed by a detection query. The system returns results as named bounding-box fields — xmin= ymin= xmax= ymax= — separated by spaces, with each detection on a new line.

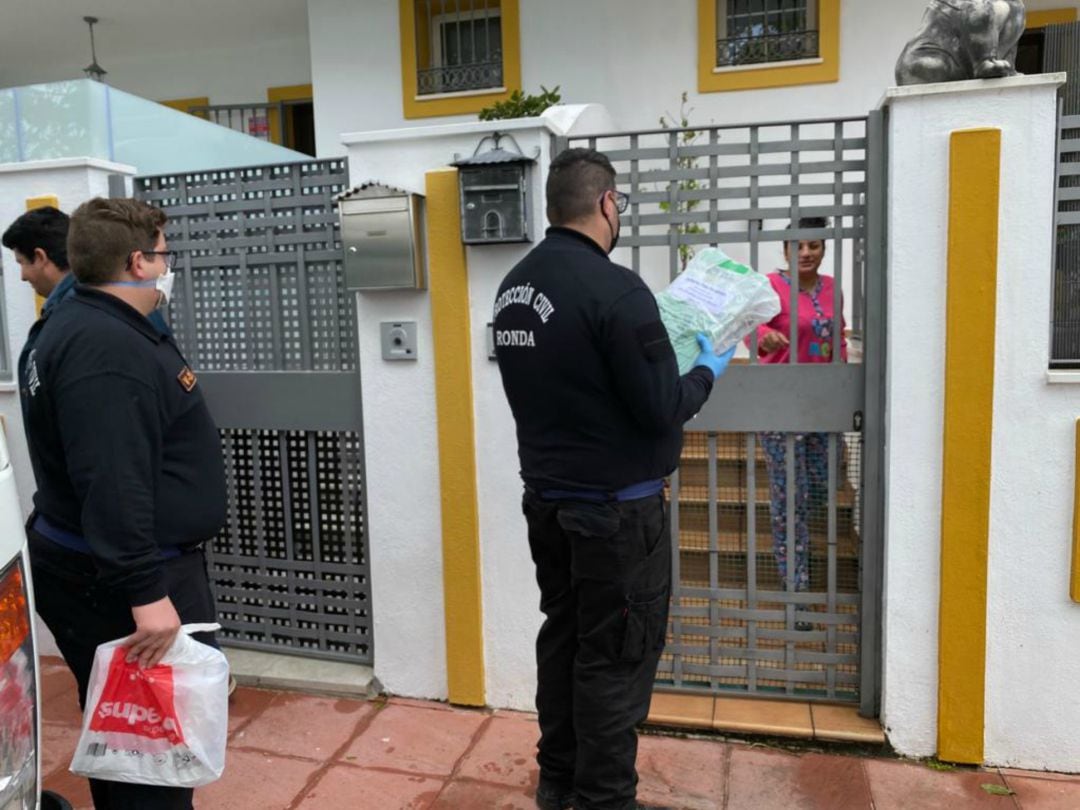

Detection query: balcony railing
xmin=716 ymin=29 xmax=819 ymax=68
xmin=417 ymin=59 xmax=503 ymax=95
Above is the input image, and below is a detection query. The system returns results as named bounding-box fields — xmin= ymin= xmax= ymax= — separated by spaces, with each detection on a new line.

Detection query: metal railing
xmin=716 ymin=29 xmax=819 ymax=67
xmin=418 ymin=59 xmax=503 ymax=94
xmin=1052 ymin=112 xmax=1080 ymax=368
xmin=186 ymin=102 xmax=286 ymax=144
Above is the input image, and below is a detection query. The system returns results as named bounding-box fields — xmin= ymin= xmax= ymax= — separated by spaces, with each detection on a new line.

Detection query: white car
xmin=0 ymin=426 xmax=70 ymax=810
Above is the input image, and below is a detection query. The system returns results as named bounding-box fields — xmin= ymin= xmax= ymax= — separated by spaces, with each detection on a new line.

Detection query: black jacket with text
xmin=494 ymin=227 xmax=714 ymax=492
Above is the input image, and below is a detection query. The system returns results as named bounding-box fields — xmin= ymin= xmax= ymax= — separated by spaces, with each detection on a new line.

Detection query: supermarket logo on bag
xmin=89 ymin=648 xmax=185 ymax=745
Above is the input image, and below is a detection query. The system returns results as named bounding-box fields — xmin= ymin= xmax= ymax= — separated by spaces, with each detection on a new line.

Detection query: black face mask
xmin=603 ymin=194 xmax=620 ymax=254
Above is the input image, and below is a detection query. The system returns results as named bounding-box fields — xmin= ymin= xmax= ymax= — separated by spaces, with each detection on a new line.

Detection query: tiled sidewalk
xmin=38 ymin=657 xmax=1080 ymax=809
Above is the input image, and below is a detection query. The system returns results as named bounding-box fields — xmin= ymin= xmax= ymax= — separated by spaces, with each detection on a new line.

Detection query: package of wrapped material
xmin=656 ymin=247 xmax=781 ymax=374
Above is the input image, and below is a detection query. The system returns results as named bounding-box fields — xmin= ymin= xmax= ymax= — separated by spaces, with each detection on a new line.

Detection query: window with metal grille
xmin=717 ymin=0 xmax=820 ymax=68
xmin=0 ymin=255 xmax=10 ymax=381
xmin=415 ymin=0 xmax=504 ymax=96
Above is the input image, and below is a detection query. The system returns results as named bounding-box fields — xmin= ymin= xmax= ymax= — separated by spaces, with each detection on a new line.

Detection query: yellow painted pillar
xmin=937 ymin=128 xmax=1001 ymax=764
xmin=1071 ymin=419 xmax=1080 ymax=604
xmin=425 ymin=168 xmax=486 ymax=706
xmin=24 ymin=194 xmax=59 ymax=317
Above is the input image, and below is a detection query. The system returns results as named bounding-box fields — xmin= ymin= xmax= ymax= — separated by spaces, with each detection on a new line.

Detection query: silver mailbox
xmin=339 ymin=184 xmax=426 ymax=291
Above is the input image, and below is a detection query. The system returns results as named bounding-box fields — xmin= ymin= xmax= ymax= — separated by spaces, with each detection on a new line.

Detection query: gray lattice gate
xmin=135 ymin=160 xmax=373 ymax=664
xmin=558 ymin=112 xmax=886 ymax=714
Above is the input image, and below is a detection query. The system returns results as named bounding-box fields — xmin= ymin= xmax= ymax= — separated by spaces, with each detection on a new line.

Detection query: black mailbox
xmin=453 ymin=133 xmax=536 ymax=245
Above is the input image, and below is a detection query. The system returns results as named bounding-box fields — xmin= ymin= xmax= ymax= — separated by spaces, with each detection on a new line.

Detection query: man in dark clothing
xmin=3 ymin=206 xmax=171 ymax=419
xmin=22 ymin=197 xmax=225 ymax=810
xmin=493 ymin=149 xmax=734 ymax=810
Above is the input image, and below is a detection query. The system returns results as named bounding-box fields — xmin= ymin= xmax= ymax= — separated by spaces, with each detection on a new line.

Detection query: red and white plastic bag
xmin=71 ymin=623 xmax=229 ymax=788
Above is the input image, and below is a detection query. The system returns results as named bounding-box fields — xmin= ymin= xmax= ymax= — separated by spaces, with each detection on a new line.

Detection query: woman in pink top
xmin=752 ymin=218 xmax=846 ymax=616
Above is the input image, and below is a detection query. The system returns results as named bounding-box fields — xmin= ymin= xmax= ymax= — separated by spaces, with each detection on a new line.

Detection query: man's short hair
xmin=546 ymin=148 xmax=617 ymax=226
xmin=2 ymin=207 xmax=70 ymax=269
xmin=68 ymin=198 xmax=167 ymax=284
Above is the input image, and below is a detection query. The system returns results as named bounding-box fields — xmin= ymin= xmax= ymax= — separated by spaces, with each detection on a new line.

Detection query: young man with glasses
xmin=493 ymin=148 xmax=734 ymax=810
xmin=21 ymin=197 xmax=225 ymax=810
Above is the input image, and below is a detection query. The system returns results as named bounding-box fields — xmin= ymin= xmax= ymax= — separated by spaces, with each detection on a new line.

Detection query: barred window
xmin=415 ymin=0 xmax=504 ymax=96
xmin=717 ymin=0 xmax=820 ymax=68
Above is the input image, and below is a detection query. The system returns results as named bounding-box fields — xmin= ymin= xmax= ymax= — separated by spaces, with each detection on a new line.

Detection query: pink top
xmin=752 ymin=272 xmax=847 ymax=365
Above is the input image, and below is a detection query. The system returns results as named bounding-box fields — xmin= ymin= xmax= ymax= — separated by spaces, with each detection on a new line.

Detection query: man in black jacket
xmin=23 ymin=197 xmax=225 ymax=810
xmin=494 ymin=148 xmax=733 ymax=810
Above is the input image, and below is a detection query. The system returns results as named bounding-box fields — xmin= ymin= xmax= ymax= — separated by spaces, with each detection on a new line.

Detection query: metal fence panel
xmin=559 ymin=115 xmax=882 ymax=706
xmin=136 ymin=160 xmax=373 ymax=664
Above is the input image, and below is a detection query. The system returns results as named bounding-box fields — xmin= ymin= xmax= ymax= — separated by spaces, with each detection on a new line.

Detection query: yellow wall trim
xmin=26 ymin=195 xmax=60 ymax=317
xmin=1072 ymin=419 xmax=1080 ymax=603
xmin=938 ymin=128 xmax=1001 ymax=765
xmin=1027 ymin=8 xmax=1078 ymax=29
xmin=158 ymin=96 xmax=209 ymax=116
xmin=698 ymin=0 xmax=840 ymax=93
xmin=425 ymin=168 xmax=486 ymax=706
xmin=266 ymin=84 xmax=314 ymax=147
xmin=400 ymin=0 xmax=521 ymax=119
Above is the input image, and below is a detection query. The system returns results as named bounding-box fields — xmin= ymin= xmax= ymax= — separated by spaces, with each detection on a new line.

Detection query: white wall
xmin=344 ymin=105 xmax=616 ymax=709
xmin=0 ymin=157 xmax=136 ymax=658
xmin=881 ymin=75 xmax=1078 ymax=769
xmin=983 ymin=80 xmax=1080 ymax=772
xmin=307 ymin=0 xmax=1078 ymax=158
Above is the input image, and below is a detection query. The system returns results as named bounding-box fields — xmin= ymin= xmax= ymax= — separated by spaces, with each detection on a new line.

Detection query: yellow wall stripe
xmin=425 ymin=168 xmax=486 ymax=706
xmin=1071 ymin=419 xmax=1080 ymax=603
xmin=26 ymin=195 xmax=60 ymax=317
xmin=1027 ymin=8 xmax=1077 ymax=29
xmin=938 ymin=128 xmax=1001 ymax=764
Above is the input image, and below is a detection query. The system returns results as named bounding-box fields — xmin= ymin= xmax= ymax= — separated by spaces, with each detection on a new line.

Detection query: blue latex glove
xmin=692 ymin=333 xmax=737 ymax=380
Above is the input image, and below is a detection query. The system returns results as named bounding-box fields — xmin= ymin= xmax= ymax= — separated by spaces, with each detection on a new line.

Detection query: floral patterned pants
xmin=760 ymin=432 xmax=830 ymax=592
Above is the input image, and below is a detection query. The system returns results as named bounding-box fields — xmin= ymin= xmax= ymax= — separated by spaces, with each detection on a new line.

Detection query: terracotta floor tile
xmin=295 ymin=764 xmax=444 ymax=810
xmin=866 ymin=759 xmax=1016 ymax=810
xmin=227 ymin=687 xmax=278 ymax=736
xmin=41 ymin=690 xmax=84 ymax=728
xmin=492 ymin=707 xmax=538 ymax=722
xmin=648 ymin=691 xmax=716 ymax=730
xmin=713 ymin=697 xmax=814 ymax=739
xmin=39 ymin=721 xmax=83 ymax=778
xmin=195 ymin=748 xmax=324 ymax=810
xmin=811 ymin=704 xmax=886 ymax=744
xmin=232 ymin=691 xmax=376 ymax=760
xmin=1004 ymin=775 xmax=1080 ymax=809
xmin=388 ymin=696 xmax=459 ymax=712
xmin=42 ymin=767 xmax=94 ymax=810
xmin=727 ymin=747 xmax=872 ymax=810
xmin=39 ymin=659 xmax=78 ymax=705
xmin=428 ymin=780 xmax=535 ymax=809
xmin=342 ymin=704 xmax=488 ymax=777
xmin=636 ymin=734 xmax=727 ymax=810
xmin=455 ymin=715 xmax=539 ymax=788
xmin=1001 ymin=768 xmax=1080 ymax=784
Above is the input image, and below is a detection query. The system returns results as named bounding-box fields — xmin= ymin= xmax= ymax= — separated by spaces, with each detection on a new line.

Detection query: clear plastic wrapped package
xmin=656 ymin=247 xmax=780 ymax=373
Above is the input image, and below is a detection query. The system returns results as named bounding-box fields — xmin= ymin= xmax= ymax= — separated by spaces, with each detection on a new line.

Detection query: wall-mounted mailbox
xmin=453 ymin=132 xmax=536 ymax=245
xmin=338 ymin=184 xmax=426 ymax=291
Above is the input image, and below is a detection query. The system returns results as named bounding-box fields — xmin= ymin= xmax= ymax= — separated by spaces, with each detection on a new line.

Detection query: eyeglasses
xmin=600 ymin=190 xmax=630 ymax=214
xmin=133 ymin=250 xmax=178 ymax=271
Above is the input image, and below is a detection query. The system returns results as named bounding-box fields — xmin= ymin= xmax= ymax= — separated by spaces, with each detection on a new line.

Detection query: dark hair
xmin=68 ymin=198 xmax=168 ymax=284
xmin=785 ymin=216 xmax=830 ymax=233
xmin=546 ymin=148 xmax=616 ymax=226
xmin=2 ymin=207 xmax=70 ymax=269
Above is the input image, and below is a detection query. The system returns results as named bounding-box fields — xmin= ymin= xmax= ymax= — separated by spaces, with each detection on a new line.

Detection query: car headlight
xmin=0 ymin=557 xmax=36 ymax=810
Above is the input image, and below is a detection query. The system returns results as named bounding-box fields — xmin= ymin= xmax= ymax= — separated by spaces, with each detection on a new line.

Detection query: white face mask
xmin=155 ymin=269 xmax=175 ymax=309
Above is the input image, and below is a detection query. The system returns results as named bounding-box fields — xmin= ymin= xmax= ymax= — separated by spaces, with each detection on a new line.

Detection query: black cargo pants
xmin=523 ymin=490 xmax=671 ymax=810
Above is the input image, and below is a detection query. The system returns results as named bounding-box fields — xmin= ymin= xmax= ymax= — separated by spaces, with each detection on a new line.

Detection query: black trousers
xmin=28 ymin=528 xmax=217 ymax=810
xmin=523 ymin=491 xmax=671 ymax=810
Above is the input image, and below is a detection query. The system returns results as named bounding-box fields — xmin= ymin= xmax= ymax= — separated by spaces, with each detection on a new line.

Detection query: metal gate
xmin=134 ymin=160 xmax=373 ymax=665
xmin=557 ymin=111 xmax=886 ymax=713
